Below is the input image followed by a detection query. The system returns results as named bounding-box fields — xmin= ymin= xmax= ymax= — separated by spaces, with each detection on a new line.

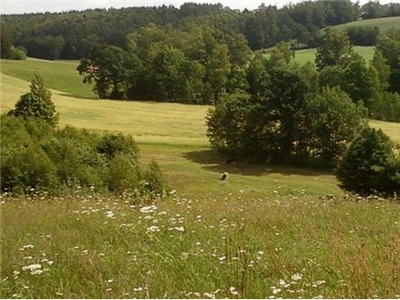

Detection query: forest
xmin=1 ymin=0 xmax=400 ymax=60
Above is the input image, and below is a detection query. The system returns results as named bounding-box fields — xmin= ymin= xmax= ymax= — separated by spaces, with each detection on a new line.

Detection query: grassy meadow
xmin=264 ymin=46 xmax=376 ymax=65
xmin=1 ymin=59 xmax=400 ymax=298
xmin=332 ymin=16 xmax=400 ymax=32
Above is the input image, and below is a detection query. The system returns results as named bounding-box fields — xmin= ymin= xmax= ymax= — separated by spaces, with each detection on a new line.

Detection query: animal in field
xmin=221 ymin=171 xmax=229 ymax=180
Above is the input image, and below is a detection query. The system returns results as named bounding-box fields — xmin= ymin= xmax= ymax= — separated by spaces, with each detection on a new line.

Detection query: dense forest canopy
xmin=2 ymin=0 xmax=400 ymax=60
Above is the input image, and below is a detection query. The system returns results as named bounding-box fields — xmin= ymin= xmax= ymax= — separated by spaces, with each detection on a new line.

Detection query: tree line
xmin=74 ymin=25 xmax=400 ymax=119
xmin=2 ymin=1 xmax=400 ymax=60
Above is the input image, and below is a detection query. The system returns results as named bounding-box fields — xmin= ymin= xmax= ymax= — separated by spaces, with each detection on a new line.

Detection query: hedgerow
xmin=0 ymin=115 xmax=169 ymax=197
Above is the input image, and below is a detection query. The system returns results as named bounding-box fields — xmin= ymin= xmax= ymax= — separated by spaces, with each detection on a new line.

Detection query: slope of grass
xmin=2 ymin=63 xmax=400 ymax=299
xmin=263 ymin=46 xmax=376 ymax=65
xmin=332 ymin=16 xmax=400 ymax=32
xmin=0 ymin=58 xmax=96 ymax=99
xmin=1 ymin=73 xmax=341 ymax=198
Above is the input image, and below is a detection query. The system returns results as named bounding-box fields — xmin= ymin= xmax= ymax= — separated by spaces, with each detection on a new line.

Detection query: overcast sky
xmin=0 ymin=0 xmax=396 ymax=15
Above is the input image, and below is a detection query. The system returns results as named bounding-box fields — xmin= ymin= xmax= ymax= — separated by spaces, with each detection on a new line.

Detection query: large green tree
xmin=315 ymin=29 xmax=354 ymax=71
xmin=336 ymin=127 xmax=400 ymax=195
xmin=305 ymin=87 xmax=367 ymax=163
xmin=77 ymin=45 xmax=140 ymax=99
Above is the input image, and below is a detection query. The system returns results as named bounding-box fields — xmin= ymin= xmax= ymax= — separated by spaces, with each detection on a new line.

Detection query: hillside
xmin=332 ymin=16 xmax=400 ymax=32
xmin=1 ymin=0 xmax=367 ymax=60
xmin=2 ymin=62 xmax=400 ymax=299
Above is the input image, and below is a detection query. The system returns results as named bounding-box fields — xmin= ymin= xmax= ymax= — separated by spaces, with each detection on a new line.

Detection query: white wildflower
xmin=146 ymin=225 xmax=160 ymax=232
xmin=133 ymin=287 xmax=143 ymax=292
xmin=105 ymin=211 xmax=115 ymax=218
xmin=229 ymin=286 xmax=239 ymax=296
xmin=291 ymin=273 xmax=302 ymax=281
xmin=271 ymin=287 xmax=281 ymax=295
xmin=22 ymin=264 xmax=42 ymax=271
xmin=174 ymin=226 xmax=185 ymax=232
xmin=140 ymin=205 xmax=158 ymax=213
xmin=203 ymin=292 xmax=215 ymax=299
xmin=30 ymin=269 xmax=43 ymax=275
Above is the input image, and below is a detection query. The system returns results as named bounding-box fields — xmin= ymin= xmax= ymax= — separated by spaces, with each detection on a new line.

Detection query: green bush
xmin=335 ymin=127 xmax=400 ymax=196
xmin=142 ymin=160 xmax=169 ymax=197
xmin=97 ymin=132 xmax=139 ymax=161
xmin=8 ymin=74 xmax=59 ymax=127
xmin=370 ymin=92 xmax=400 ymax=122
xmin=0 ymin=115 xmax=168 ymax=197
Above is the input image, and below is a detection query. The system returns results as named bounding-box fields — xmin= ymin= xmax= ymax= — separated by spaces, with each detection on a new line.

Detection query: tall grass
xmin=1 ymin=192 xmax=400 ymax=298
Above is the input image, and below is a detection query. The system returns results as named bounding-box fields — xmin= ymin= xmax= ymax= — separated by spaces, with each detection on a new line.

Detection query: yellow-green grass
xmin=332 ymin=16 xmax=400 ymax=32
xmin=264 ymin=46 xmax=376 ymax=65
xmin=2 ymin=67 xmax=400 ymax=299
xmin=1 ymin=73 xmax=342 ymax=198
xmin=1 ymin=192 xmax=400 ymax=298
xmin=0 ymin=58 xmax=96 ymax=99
xmin=370 ymin=119 xmax=400 ymax=142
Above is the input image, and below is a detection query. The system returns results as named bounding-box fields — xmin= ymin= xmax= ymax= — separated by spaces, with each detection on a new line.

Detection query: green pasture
xmin=264 ymin=46 xmax=376 ymax=65
xmin=332 ymin=16 xmax=400 ymax=32
xmin=0 ymin=58 xmax=96 ymax=99
xmin=1 ymin=60 xmax=400 ymax=298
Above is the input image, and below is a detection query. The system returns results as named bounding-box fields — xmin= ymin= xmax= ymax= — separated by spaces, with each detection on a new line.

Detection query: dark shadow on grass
xmin=58 ymin=92 xmax=98 ymax=100
xmin=182 ymin=149 xmax=335 ymax=177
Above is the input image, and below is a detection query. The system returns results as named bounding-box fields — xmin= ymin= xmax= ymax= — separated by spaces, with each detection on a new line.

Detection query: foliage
xmin=0 ymin=115 xmax=168 ymax=196
xmin=370 ymin=91 xmax=400 ymax=122
xmin=77 ymin=45 xmax=140 ymax=99
xmin=0 ymin=25 xmax=27 ymax=60
xmin=336 ymin=127 xmax=400 ymax=195
xmin=305 ymin=87 xmax=367 ymax=164
xmin=206 ymin=47 xmax=367 ymax=165
xmin=346 ymin=25 xmax=380 ymax=46
xmin=2 ymin=1 xmax=364 ymax=60
xmin=8 ymin=74 xmax=59 ymax=127
xmin=315 ymin=29 xmax=354 ymax=71
xmin=376 ymin=28 xmax=400 ymax=94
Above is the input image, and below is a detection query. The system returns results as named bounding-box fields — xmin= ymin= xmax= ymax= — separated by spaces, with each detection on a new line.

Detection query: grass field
xmin=1 ymin=59 xmax=400 ymax=298
xmin=0 ymin=58 xmax=96 ymax=99
xmin=332 ymin=16 xmax=400 ymax=32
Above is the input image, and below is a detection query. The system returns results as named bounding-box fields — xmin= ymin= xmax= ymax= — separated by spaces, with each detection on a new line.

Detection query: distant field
xmin=0 ymin=58 xmax=95 ymax=99
xmin=263 ymin=46 xmax=376 ymax=65
xmin=332 ymin=16 xmax=400 ymax=32
xmin=2 ymin=71 xmax=400 ymax=197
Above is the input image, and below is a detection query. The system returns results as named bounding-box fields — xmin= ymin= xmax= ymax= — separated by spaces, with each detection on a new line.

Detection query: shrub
xmin=96 ymin=132 xmax=139 ymax=161
xmin=8 ymin=74 xmax=59 ymax=127
xmin=0 ymin=115 xmax=168 ymax=197
xmin=0 ymin=116 xmax=57 ymax=192
xmin=335 ymin=127 xmax=400 ymax=196
xmin=142 ymin=160 xmax=169 ymax=197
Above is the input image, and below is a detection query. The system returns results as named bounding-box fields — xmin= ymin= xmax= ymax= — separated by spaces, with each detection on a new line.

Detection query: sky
xmin=2 ymin=0 xmax=293 ymax=15
xmin=0 ymin=0 xmax=396 ymax=15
